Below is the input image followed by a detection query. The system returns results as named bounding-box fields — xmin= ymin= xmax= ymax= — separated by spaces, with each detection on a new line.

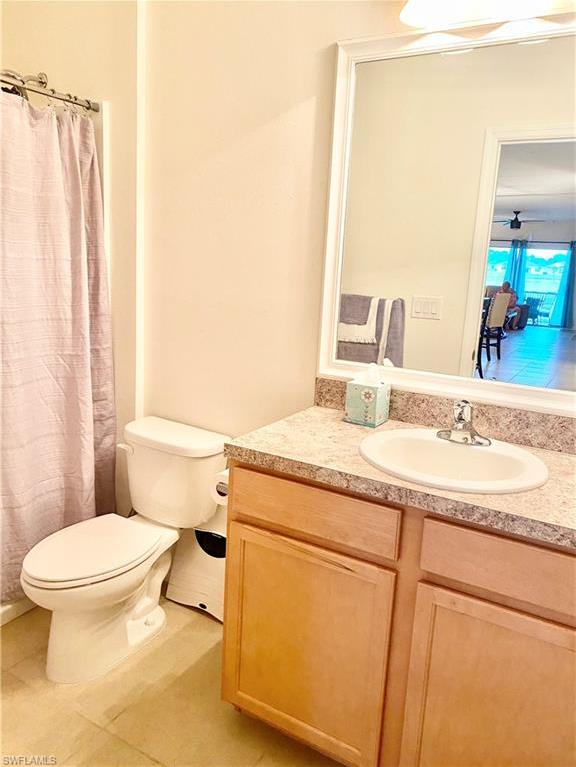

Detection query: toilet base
xmin=46 ymin=551 xmax=172 ymax=684
xmin=47 ymin=604 xmax=167 ymax=684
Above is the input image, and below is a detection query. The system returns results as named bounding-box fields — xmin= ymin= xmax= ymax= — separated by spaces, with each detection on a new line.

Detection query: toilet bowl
xmin=20 ymin=417 xmax=230 ymax=684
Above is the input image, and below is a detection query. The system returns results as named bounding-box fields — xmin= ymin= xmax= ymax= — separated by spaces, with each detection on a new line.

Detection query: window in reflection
xmin=486 ymin=241 xmax=573 ymax=326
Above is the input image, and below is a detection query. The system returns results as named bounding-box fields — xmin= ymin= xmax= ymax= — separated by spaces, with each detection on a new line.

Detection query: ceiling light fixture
xmin=399 ymin=0 xmax=555 ymax=29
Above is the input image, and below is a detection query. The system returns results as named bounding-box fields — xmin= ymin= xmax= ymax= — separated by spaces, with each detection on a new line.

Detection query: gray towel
xmin=338 ymin=294 xmax=405 ymax=367
xmin=339 ymin=293 xmax=374 ymax=325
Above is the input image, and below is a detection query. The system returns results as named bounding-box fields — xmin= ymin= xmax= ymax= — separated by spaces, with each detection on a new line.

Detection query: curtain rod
xmin=0 ymin=70 xmax=100 ymax=113
xmin=491 ymin=239 xmax=572 ymax=245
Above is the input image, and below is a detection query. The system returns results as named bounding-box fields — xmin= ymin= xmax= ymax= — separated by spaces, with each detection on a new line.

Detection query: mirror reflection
xmin=337 ymin=36 xmax=575 ymax=391
xmin=478 ymin=141 xmax=575 ymax=388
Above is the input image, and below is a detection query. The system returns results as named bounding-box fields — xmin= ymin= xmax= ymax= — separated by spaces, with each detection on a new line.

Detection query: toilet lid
xmin=22 ymin=514 xmax=164 ymax=585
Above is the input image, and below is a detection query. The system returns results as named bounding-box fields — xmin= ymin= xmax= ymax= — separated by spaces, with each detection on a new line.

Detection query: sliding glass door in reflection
xmin=486 ymin=240 xmax=575 ymax=328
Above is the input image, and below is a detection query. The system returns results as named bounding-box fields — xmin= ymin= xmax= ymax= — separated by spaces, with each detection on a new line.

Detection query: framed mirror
xmin=319 ymin=16 xmax=576 ymax=415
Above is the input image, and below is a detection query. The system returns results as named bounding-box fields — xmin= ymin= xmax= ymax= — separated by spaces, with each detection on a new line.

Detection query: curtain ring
xmin=46 ymin=88 xmax=57 ymax=113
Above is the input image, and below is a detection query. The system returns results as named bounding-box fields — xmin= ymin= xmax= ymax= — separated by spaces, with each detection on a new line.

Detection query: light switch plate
xmin=411 ymin=296 xmax=443 ymax=320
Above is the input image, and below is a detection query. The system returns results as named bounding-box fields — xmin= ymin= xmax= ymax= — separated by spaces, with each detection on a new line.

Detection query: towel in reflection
xmin=338 ymin=293 xmax=405 ymax=367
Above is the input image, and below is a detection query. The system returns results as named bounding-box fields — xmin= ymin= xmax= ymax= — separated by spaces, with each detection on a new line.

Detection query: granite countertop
xmin=225 ymin=406 xmax=576 ymax=551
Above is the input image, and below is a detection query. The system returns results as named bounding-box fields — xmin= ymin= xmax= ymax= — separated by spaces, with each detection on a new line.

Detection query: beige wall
xmin=342 ymin=37 xmax=576 ymax=376
xmin=1 ymin=0 xmax=408 ymax=510
xmin=2 ymin=1 xmax=138 ymax=514
xmin=143 ymin=1 xmax=406 ymax=436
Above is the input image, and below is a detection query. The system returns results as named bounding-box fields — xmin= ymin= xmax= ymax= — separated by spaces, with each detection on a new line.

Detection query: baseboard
xmin=0 ymin=597 xmax=35 ymax=626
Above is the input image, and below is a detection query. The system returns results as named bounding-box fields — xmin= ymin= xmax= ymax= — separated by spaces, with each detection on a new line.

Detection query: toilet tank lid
xmin=125 ymin=417 xmax=231 ymax=457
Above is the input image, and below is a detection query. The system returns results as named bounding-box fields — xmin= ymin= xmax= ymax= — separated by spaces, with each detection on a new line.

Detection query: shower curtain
xmin=0 ymin=92 xmax=116 ymax=601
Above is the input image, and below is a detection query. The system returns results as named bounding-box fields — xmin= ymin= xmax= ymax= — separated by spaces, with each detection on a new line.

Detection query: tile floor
xmin=1 ymin=600 xmax=337 ymax=767
xmin=478 ymin=325 xmax=576 ymax=390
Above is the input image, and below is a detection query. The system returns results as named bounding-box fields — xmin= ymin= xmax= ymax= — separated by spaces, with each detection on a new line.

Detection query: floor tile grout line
xmin=50 ymin=711 xmax=105 ymax=765
xmin=62 ymin=710 xmax=167 ymax=766
xmin=2 ymin=652 xmax=48 ymax=680
xmin=101 ymin=726 xmax=168 ymax=767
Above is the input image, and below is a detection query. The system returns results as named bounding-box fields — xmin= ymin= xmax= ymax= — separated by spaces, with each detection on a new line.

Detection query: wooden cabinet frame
xmin=222 ymin=463 xmax=576 ymax=767
xmin=400 ymin=584 xmax=576 ymax=767
xmin=222 ymin=522 xmax=396 ymax=767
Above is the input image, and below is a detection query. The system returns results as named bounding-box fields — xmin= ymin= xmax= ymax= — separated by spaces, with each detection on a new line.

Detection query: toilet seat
xmin=21 ymin=514 xmax=169 ymax=590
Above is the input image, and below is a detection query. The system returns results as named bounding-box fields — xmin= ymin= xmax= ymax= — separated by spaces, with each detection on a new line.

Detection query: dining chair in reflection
xmin=485 ymin=292 xmax=510 ymax=361
xmin=476 ymin=292 xmax=509 ymax=378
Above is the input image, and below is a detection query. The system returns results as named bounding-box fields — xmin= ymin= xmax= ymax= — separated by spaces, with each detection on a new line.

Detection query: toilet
xmin=20 ymin=416 xmax=230 ymax=684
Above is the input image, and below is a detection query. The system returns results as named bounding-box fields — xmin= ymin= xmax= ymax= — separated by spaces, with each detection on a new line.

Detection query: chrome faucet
xmin=436 ymin=400 xmax=491 ymax=447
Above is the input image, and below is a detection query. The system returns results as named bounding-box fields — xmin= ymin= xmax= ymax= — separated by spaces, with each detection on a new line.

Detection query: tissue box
xmin=344 ymin=381 xmax=390 ymax=428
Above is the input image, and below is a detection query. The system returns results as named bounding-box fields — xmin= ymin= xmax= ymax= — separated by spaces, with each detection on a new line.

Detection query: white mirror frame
xmin=318 ymin=15 xmax=576 ymax=416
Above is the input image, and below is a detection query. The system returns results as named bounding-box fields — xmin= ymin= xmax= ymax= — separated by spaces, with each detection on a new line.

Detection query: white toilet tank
xmin=123 ymin=417 xmax=231 ymax=529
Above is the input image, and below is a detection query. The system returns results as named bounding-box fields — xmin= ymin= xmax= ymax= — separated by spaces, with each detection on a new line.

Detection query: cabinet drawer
xmin=230 ymin=467 xmax=401 ymax=562
xmin=421 ymin=518 xmax=576 ymax=617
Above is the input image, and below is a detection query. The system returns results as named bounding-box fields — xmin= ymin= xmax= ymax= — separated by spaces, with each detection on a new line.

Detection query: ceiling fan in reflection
xmin=492 ymin=211 xmax=547 ymax=230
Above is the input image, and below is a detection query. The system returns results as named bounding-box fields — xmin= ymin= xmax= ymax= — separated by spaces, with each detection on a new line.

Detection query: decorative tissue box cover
xmin=344 ymin=381 xmax=389 ymax=428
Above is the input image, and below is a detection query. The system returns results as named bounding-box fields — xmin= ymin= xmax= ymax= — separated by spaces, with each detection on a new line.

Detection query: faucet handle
xmin=454 ymin=399 xmax=472 ymax=424
xmin=438 ymin=399 xmax=490 ymax=446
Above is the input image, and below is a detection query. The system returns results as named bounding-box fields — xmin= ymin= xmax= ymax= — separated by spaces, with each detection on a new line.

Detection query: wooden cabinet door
xmin=400 ymin=583 xmax=576 ymax=767
xmin=222 ymin=522 xmax=396 ymax=767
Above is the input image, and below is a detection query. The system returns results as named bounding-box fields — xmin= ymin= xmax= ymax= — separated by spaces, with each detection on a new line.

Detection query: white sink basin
xmin=359 ymin=428 xmax=548 ymax=494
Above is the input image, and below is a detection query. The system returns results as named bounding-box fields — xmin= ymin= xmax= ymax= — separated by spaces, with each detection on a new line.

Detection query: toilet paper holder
xmin=211 ymin=469 xmax=229 ymax=507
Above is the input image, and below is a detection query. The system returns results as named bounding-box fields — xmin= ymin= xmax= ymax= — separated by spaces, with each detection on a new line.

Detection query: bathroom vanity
xmin=221 ymin=407 xmax=576 ymax=767
xmin=220 ymin=16 xmax=576 ymax=766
